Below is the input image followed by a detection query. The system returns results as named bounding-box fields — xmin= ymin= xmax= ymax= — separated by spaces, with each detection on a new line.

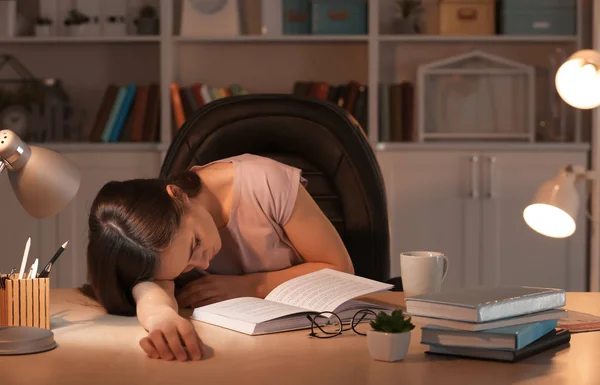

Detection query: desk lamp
xmin=0 ymin=128 xmax=81 ymax=355
xmin=524 ymin=49 xmax=600 ymax=239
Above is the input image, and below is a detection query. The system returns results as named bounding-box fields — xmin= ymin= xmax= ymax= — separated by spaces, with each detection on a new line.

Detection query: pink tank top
xmin=189 ymin=154 xmax=306 ymax=276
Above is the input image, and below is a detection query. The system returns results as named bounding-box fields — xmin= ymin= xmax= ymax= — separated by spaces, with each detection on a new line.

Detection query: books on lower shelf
xmin=89 ymin=83 xmax=160 ymax=143
xmin=190 ymin=268 xmax=394 ymax=336
xmin=406 ymin=286 xmax=571 ymax=362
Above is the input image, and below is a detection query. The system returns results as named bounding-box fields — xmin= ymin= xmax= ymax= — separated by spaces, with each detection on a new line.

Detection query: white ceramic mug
xmin=400 ymin=251 xmax=449 ymax=297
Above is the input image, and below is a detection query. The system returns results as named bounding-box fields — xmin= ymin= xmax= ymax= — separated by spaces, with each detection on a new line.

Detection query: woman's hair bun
xmin=168 ymin=170 xmax=201 ymax=198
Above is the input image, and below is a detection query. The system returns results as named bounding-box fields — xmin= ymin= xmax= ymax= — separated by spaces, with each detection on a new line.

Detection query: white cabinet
xmin=0 ymin=150 xmax=161 ymax=288
xmin=376 ymin=146 xmax=588 ymax=291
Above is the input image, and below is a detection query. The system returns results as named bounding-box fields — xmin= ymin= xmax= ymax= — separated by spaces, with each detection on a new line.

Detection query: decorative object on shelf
xmin=34 ymin=16 xmax=53 ymax=37
xmin=311 ymin=0 xmax=367 ymax=35
xmin=0 ymin=55 xmax=83 ymax=143
xmin=392 ymin=0 xmax=423 ymax=34
xmin=499 ymin=0 xmax=576 ymax=36
xmin=134 ymin=5 xmax=159 ymax=35
xmin=261 ymin=0 xmax=283 ymax=35
xmin=73 ymin=0 xmax=101 ymax=37
xmin=439 ymin=0 xmax=495 ymax=36
xmin=283 ymin=0 xmax=310 ymax=35
xmin=180 ymin=0 xmax=240 ymax=37
xmin=367 ymin=309 xmax=415 ymax=362
xmin=0 ymin=0 xmax=16 ymax=37
xmin=101 ymin=0 xmax=127 ymax=36
xmin=417 ymin=50 xmax=535 ymax=142
xmin=63 ymin=8 xmax=92 ymax=37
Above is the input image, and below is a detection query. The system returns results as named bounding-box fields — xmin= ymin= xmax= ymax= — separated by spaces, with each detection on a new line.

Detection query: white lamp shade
xmin=1 ymin=129 xmax=80 ymax=219
xmin=523 ymin=171 xmax=579 ymax=238
xmin=8 ymin=146 xmax=80 ymax=218
xmin=555 ymin=49 xmax=600 ymax=109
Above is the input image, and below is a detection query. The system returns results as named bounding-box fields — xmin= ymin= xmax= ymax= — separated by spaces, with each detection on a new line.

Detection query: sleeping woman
xmin=84 ymin=153 xmax=354 ymax=361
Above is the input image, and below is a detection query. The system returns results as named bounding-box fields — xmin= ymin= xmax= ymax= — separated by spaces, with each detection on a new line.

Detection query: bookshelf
xmin=0 ymin=0 xmax=593 ymax=290
xmin=0 ymin=0 xmax=590 ymax=152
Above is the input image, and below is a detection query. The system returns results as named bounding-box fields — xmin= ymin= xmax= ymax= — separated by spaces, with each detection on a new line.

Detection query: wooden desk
xmin=1 ymin=290 xmax=598 ymax=385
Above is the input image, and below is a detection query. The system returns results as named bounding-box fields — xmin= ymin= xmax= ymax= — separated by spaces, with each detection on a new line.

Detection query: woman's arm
xmin=249 ymin=184 xmax=355 ymax=297
xmin=132 ymin=280 xmax=204 ymax=361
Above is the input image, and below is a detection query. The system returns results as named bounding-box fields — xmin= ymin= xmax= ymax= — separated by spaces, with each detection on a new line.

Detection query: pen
xmin=27 ymin=258 xmax=39 ymax=279
xmin=38 ymin=241 xmax=69 ymax=279
xmin=18 ymin=237 xmax=31 ymax=279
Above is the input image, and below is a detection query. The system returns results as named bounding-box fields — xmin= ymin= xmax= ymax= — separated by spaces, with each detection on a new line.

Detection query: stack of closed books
xmin=405 ymin=287 xmax=572 ymax=363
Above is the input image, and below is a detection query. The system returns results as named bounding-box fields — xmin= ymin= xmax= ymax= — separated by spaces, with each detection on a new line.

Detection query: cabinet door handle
xmin=487 ymin=156 xmax=496 ymax=199
xmin=470 ymin=155 xmax=479 ymax=198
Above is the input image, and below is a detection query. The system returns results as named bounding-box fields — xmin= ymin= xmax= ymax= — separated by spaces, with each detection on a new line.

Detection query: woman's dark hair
xmin=80 ymin=170 xmax=201 ymax=316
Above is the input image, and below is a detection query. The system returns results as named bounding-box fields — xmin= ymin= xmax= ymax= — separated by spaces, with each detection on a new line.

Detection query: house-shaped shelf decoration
xmin=417 ymin=50 xmax=535 ymax=142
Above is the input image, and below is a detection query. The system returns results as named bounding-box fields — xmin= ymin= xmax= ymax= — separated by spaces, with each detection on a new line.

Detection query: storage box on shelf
xmin=311 ymin=0 xmax=368 ymax=35
xmin=499 ymin=0 xmax=577 ymax=36
xmin=438 ymin=0 xmax=495 ymax=36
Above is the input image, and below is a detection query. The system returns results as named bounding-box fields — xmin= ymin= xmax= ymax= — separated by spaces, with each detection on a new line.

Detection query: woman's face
xmin=155 ymin=202 xmax=222 ymax=281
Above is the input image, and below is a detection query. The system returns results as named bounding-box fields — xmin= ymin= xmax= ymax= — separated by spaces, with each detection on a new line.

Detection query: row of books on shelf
xmin=170 ymin=82 xmax=249 ymax=136
xmin=406 ymin=286 xmax=571 ymax=362
xmin=92 ymin=79 xmax=415 ymax=144
xmin=291 ymin=80 xmax=368 ymax=134
xmin=89 ymin=83 xmax=160 ymax=143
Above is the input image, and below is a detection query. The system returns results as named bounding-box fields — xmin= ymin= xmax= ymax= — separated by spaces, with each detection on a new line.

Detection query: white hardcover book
xmin=191 ymin=269 xmax=394 ymax=335
xmin=260 ymin=0 xmax=282 ymax=36
xmin=405 ymin=286 xmax=566 ymax=323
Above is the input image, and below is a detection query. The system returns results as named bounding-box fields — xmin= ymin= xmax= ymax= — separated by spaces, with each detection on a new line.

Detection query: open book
xmin=191 ymin=269 xmax=394 ymax=335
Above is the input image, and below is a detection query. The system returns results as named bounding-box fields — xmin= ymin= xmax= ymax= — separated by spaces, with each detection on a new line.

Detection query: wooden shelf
xmin=32 ymin=142 xmax=165 ymax=152
xmin=0 ymin=36 xmax=160 ymax=44
xmin=175 ymin=35 xmax=368 ymax=43
xmin=378 ymin=35 xmax=578 ymax=43
xmin=374 ymin=141 xmax=591 ymax=152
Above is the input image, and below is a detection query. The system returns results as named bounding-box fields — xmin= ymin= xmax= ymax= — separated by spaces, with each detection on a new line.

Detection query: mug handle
xmin=441 ymin=255 xmax=449 ymax=283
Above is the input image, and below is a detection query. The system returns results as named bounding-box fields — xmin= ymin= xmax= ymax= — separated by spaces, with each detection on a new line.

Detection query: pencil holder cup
xmin=0 ymin=274 xmax=50 ymax=329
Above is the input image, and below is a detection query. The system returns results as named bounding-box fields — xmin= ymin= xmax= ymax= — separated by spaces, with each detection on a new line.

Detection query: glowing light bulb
xmin=556 ymin=58 xmax=600 ymax=109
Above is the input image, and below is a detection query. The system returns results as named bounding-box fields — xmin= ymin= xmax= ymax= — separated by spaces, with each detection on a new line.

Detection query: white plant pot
xmin=366 ymin=330 xmax=411 ymax=362
xmin=35 ymin=25 xmax=52 ymax=37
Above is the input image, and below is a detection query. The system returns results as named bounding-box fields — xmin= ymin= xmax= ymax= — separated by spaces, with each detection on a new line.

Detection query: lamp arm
xmin=0 ymin=158 xmax=5 ymax=175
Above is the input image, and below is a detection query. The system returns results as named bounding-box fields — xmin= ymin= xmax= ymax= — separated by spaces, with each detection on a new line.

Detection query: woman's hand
xmin=176 ymin=275 xmax=257 ymax=308
xmin=139 ymin=309 xmax=205 ymax=361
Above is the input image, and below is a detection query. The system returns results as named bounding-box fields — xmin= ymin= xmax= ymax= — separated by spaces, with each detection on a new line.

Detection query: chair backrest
xmin=160 ymin=94 xmax=390 ymax=282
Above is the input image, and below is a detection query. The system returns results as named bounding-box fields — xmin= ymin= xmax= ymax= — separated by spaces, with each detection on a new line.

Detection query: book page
xmin=192 ymin=297 xmax=307 ymax=324
xmin=265 ymin=268 xmax=393 ymax=313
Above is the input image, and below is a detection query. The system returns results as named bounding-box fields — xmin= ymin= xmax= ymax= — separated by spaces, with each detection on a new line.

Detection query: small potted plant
xmin=392 ymin=0 xmax=423 ymax=34
xmin=367 ymin=309 xmax=415 ymax=362
xmin=35 ymin=16 xmax=53 ymax=37
xmin=64 ymin=9 xmax=90 ymax=36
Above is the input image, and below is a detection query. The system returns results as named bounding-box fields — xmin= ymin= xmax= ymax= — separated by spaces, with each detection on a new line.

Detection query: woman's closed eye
xmin=190 ymin=237 xmax=200 ymax=261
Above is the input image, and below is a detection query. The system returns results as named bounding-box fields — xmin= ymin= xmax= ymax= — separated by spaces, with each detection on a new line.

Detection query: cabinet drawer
xmin=439 ymin=2 xmax=495 ymax=35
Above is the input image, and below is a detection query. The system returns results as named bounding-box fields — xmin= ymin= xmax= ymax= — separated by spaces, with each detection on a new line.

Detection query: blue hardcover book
xmin=109 ymin=83 xmax=137 ymax=142
xmin=101 ymin=86 xmax=127 ymax=142
xmin=421 ymin=319 xmax=558 ymax=351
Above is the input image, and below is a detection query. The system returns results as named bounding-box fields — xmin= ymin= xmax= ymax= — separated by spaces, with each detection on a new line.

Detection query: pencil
xmin=38 ymin=241 xmax=69 ymax=279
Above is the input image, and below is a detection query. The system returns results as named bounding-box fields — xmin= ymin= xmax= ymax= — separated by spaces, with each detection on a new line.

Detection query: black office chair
xmin=160 ymin=94 xmax=402 ymax=290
